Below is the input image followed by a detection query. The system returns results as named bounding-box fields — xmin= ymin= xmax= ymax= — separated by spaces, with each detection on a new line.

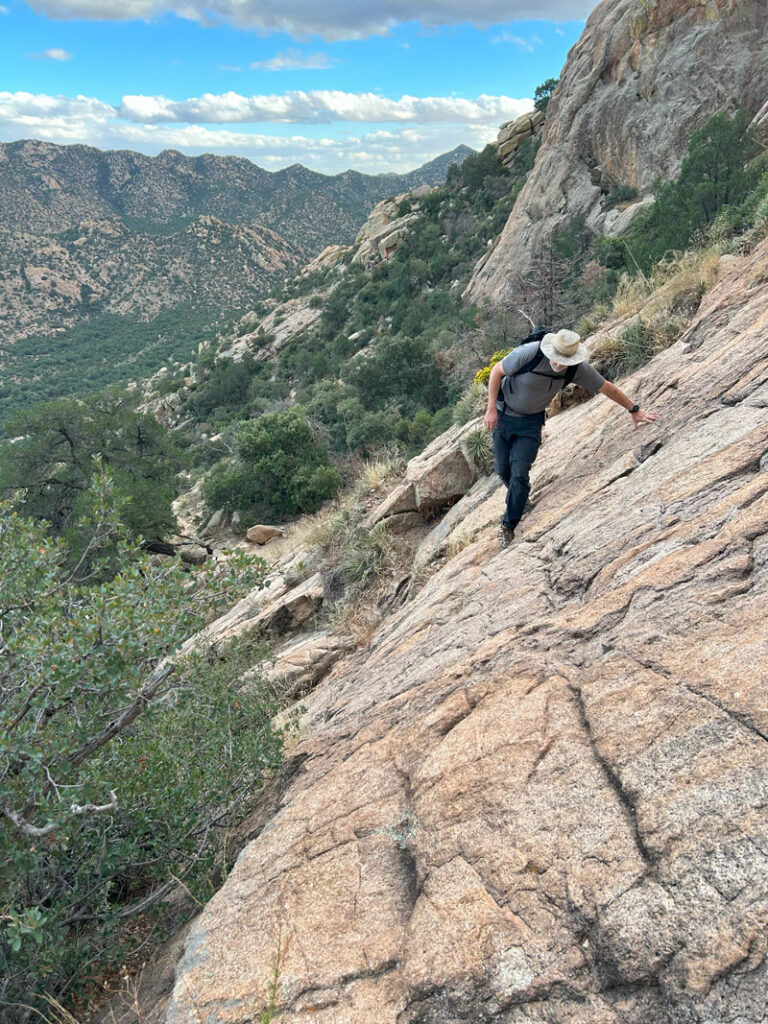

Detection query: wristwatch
xmin=628 ymin=404 xmax=640 ymax=414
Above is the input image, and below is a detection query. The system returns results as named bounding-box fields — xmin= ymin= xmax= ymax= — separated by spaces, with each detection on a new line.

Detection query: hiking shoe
xmin=498 ymin=523 xmax=516 ymax=550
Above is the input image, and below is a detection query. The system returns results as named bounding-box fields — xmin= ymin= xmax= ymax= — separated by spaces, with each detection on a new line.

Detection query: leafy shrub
xmin=604 ymin=183 xmax=639 ymax=210
xmin=202 ymin=407 xmax=341 ymax=521
xmin=0 ymin=471 xmax=281 ymax=1020
xmin=0 ymin=391 xmax=181 ymax=554
xmin=474 ymin=349 xmax=509 ymax=386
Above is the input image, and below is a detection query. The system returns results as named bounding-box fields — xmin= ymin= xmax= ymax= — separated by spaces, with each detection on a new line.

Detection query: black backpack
xmin=499 ymin=327 xmax=578 ymax=413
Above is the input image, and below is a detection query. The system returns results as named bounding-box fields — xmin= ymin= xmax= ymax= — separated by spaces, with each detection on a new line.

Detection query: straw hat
xmin=540 ymin=328 xmax=589 ymax=366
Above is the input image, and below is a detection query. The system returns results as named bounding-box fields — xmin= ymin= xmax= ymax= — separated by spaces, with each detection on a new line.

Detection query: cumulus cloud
xmin=250 ymin=49 xmax=335 ymax=71
xmin=24 ymin=0 xmax=598 ymax=40
xmin=118 ymin=89 xmax=532 ymax=125
xmin=0 ymin=88 xmax=511 ymax=173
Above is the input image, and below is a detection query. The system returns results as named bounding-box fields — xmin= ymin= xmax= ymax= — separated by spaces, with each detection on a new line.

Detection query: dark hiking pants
xmin=492 ymin=411 xmax=544 ymax=529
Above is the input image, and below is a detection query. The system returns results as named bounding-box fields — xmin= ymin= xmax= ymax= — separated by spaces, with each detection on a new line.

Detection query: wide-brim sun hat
xmin=540 ymin=328 xmax=589 ymax=366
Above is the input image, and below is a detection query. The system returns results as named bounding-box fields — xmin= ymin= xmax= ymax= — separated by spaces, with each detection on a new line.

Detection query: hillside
xmin=0 ymin=141 xmax=475 ymax=251
xmin=101 ymin=228 xmax=768 ymax=1024
xmin=0 ymin=142 xmax=474 ymax=424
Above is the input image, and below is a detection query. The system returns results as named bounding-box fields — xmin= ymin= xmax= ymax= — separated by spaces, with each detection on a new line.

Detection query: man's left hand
xmin=631 ymin=409 xmax=658 ymax=430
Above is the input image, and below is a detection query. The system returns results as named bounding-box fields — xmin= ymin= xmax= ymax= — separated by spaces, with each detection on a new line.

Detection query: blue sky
xmin=0 ymin=1 xmax=599 ymax=174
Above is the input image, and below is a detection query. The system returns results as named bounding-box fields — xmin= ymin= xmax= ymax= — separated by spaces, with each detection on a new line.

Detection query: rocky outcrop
xmin=466 ymin=0 xmax=768 ymax=305
xmin=152 ymin=234 xmax=768 ymax=1024
xmin=363 ymin=420 xmax=483 ymax=530
xmin=496 ymin=109 xmax=544 ymax=168
xmin=353 ymin=195 xmax=423 ymax=267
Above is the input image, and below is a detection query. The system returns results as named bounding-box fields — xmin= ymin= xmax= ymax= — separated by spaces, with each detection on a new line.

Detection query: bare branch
xmin=2 ymin=790 xmax=117 ymax=838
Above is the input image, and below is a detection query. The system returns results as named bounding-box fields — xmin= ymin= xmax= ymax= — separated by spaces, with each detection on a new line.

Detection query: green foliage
xmin=177 ymin=141 xmax=522 ymax=464
xmin=460 ymin=428 xmax=494 ymax=475
xmin=0 ymin=391 xmax=181 ymax=551
xmin=628 ymin=110 xmax=763 ymax=271
xmin=474 ymin=349 xmax=509 ymax=386
xmin=604 ymin=183 xmax=639 ymax=210
xmin=534 ymin=78 xmax=558 ymax=113
xmin=341 ymin=521 xmax=395 ymax=587
xmin=0 ymin=306 xmax=216 ymax=428
xmin=0 ymin=471 xmax=281 ymax=1020
xmin=453 ymin=382 xmax=487 ymax=425
xmin=202 ymin=407 xmax=342 ymax=521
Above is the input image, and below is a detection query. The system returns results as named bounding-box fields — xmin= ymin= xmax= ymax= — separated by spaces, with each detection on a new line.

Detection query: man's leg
xmin=503 ymin=429 xmax=541 ymax=530
xmin=492 ymin=424 xmax=512 ymax=490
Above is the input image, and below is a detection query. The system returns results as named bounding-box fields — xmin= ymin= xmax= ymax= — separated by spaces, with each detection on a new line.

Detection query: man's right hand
xmin=484 ymin=408 xmax=498 ymax=431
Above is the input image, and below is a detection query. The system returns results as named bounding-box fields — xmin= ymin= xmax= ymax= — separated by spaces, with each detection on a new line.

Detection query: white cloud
xmin=117 ymin=89 xmax=532 ymax=125
xmin=0 ymin=5 xmax=9 ymax=13
xmin=492 ymin=31 xmax=541 ymax=50
xmin=31 ymin=48 xmax=74 ymax=60
xmin=24 ymin=0 xmax=598 ymax=40
xmin=0 ymin=88 xmax=514 ymax=174
xmin=250 ymin=49 xmax=335 ymax=71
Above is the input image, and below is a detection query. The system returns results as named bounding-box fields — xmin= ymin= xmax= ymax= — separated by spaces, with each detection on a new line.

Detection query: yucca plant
xmin=461 ymin=427 xmax=494 ymax=475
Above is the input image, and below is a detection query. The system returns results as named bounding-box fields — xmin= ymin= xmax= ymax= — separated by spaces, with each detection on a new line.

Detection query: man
xmin=483 ymin=328 xmax=658 ymax=549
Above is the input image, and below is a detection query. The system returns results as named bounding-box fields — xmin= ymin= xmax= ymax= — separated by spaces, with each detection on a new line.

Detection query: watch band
xmin=628 ymin=404 xmax=640 ymax=414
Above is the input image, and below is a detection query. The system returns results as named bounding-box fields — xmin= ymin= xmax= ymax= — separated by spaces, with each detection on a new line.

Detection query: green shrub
xmin=0 ymin=470 xmax=281 ymax=1020
xmin=461 ymin=427 xmax=494 ymax=475
xmin=0 ymin=391 xmax=181 ymax=555
xmin=202 ymin=407 xmax=341 ymax=521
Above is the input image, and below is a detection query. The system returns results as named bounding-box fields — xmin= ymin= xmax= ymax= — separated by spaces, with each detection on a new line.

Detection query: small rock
xmin=179 ymin=545 xmax=208 ymax=565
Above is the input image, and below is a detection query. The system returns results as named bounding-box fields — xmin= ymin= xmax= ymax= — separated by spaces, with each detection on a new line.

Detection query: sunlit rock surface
xmin=158 ymin=236 xmax=768 ymax=1023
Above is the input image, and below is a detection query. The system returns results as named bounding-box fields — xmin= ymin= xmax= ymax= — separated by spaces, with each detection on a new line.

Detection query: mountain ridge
xmin=0 ymin=139 xmax=475 ymax=249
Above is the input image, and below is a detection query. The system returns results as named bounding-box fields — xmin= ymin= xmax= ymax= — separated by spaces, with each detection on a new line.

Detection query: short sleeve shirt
xmin=498 ymin=342 xmax=605 ymax=416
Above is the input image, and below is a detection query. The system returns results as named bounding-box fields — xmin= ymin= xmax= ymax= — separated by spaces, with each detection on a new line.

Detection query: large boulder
xmin=364 ymin=421 xmax=482 ymax=529
xmin=246 ymin=525 xmax=284 ymax=545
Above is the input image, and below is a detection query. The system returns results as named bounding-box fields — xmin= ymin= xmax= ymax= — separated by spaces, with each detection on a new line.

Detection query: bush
xmin=0 ymin=470 xmax=281 ymax=1020
xmin=461 ymin=427 xmax=494 ymax=475
xmin=202 ymin=407 xmax=341 ymax=521
xmin=628 ymin=109 xmax=763 ymax=271
xmin=474 ymin=349 xmax=509 ymax=386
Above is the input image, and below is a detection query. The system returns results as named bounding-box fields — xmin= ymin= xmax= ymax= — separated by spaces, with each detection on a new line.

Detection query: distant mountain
xmin=0 ymin=138 xmax=475 ymax=423
xmin=399 ymin=145 xmax=476 ymax=189
xmin=0 ymin=140 xmax=476 ymax=253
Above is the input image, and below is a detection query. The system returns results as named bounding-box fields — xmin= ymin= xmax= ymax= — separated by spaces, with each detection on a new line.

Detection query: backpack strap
xmin=497 ymin=337 xmax=580 ymax=415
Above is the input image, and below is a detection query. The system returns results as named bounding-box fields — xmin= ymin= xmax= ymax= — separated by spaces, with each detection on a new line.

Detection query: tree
xmin=202 ymin=407 xmax=341 ymax=520
xmin=629 ymin=109 xmax=763 ymax=270
xmin=0 ymin=469 xmax=281 ymax=1020
xmin=534 ymin=78 xmax=558 ymax=113
xmin=0 ymin=391 xmax=181 ymax=552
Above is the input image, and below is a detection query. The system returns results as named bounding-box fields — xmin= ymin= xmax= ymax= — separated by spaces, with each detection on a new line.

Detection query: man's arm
xmin=483 ymin=362 xmax=505 ymax=431
xmin=599 ymin=380 xmax=658 ymax=429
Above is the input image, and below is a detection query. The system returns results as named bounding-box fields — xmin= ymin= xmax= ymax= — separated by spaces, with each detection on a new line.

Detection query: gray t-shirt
xmin=498 ymin=342 xmax=605 ymax=416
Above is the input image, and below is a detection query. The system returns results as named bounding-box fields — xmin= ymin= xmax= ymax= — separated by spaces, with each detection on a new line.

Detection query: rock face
xmin=466 ymin=0 xmax=768 ymax=305
xmin=156 ymin=234 xmax=768 ymax=1022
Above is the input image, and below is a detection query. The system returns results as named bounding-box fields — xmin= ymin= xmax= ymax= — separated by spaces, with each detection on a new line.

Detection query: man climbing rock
xmin=483 ymin=328 xmax=658 ymax=549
